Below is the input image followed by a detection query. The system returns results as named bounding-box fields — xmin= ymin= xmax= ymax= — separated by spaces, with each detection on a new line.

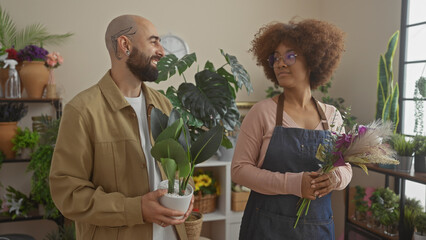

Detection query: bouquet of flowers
xmin=193 ymin=170 xmax=220 ymax=197
xmin=45 ymin=52 xmax=63 ymax=69
xmin=294 ymin=120 xmax=399 ymax=228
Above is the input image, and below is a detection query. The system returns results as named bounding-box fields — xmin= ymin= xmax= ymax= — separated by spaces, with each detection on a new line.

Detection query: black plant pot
xmin=415 ymin=155 xmax=426 ymax=173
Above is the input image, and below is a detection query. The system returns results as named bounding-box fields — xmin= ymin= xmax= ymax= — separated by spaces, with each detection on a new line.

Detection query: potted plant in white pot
xmin=150 ymin=108 xmax=223 ymax=215
xmin=414 ymin=211 xmax=426 ymax=240
xmin=391 ymin=133 xmax=415 ymax=172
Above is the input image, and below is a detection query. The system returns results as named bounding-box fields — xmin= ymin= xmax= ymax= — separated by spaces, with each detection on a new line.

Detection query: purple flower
xmin=332 ymin=151 xmax=346 ymax=167
xmin=335 ymin=134 xmax=352 ymax=149
xmin=17 ymin=45 xmax=48 ymax=62
xmin=358 ymin=125 xmax=367 ymax=135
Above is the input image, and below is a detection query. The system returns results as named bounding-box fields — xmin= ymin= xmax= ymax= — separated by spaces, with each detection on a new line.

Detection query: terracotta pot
xmin=19 ymin=61 xmax=49 ymax=98
xmin=0 ymin=121 xmax=18 ymax=159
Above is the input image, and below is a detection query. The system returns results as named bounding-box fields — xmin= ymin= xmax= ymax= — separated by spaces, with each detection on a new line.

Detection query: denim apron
xmin=239 ymin=93 xmax=334 ymax=240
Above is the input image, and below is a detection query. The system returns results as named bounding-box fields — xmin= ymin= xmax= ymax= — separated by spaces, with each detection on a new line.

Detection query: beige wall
xmin=0 ymin=0 xmax=401 ymax=239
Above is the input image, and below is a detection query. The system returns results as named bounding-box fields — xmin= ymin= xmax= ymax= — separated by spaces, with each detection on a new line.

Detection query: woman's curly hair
xmin=250 ymin=18 xmax=345 ymax=89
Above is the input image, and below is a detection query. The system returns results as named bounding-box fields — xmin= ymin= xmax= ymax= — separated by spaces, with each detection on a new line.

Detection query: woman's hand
xmin=301 ymin=172 xmax=317 ymax=200
xmin=309 ymin=171 xmax=340 ymax=198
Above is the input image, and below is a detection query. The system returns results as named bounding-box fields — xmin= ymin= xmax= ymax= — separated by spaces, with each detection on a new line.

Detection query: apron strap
xmin=275 ymin=93 xmax=285 ymax=126
xmin=275 ymin=93 xmax=329 ymax=130
xmin=313 ymin=97 xmax=329 ymax=130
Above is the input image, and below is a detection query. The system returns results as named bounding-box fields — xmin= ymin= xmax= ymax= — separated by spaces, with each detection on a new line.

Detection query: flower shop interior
xmin=0 ymin=0 xmax=425 ymax=240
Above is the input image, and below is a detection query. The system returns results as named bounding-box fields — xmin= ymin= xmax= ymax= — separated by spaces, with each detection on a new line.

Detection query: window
xmin=399 ymin=0 xmax=426 ymax=210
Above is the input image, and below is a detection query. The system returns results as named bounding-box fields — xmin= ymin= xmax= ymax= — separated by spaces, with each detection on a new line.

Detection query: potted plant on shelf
xmin=27 ymin=117 xmax=61 ymax=218
xmin=369 ymin=187 xmax=399 ymax=231
xmin=402 ymin=197 xmax=424 ymax=240
xmin=414 ymin=211 xmax=426 ymax=240
xmin=391 ymin=133 xmax=415 ymax=172
xmin=0 ymin=5 xmax=72 ymax=97
xmin=17 ymin=45 xmax=50 ymax=98
xmin=413 ymin=135 xmax=426 ymax=173
xmin=11 ymin=127 xmax=39 ymax=159
xmin=231 ymin=182 xmax=250 ymax=212
xmin=0 ymin=102 xmax=28 ymax=159
xmin=352 ymin=185 xmax=368 ymax=222
xmin=375 ymin=31 xmax=399 ymax=133
xmin=1 ymin=185 xmax=38 ymax=220
xmin=193 ymin=170 xmax=219 ymax=214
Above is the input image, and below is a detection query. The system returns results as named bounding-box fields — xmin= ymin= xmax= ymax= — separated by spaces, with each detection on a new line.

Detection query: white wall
xmin=0 ymin=0 xmax=402 ymax=239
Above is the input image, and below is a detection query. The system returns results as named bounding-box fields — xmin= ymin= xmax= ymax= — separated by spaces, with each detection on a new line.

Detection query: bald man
xmin=50 ymin=15 xmax=193 ymax=240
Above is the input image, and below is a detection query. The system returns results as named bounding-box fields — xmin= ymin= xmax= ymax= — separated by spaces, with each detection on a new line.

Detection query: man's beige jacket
xmin=49 ymin=71 xmax=188 ymax=239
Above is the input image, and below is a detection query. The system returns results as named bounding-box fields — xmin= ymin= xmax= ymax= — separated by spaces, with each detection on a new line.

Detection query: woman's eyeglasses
xmin=267 ymin=51 xmax=298 ymax=68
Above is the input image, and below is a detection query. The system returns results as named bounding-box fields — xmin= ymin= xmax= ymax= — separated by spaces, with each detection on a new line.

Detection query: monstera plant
xmin=156 ymin=49 xmax=252 ymax=147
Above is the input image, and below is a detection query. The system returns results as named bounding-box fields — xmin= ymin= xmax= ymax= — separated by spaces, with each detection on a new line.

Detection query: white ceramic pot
xmin=158 ymin=179 xmax=193 ymax=218
xmin=414 ymin=232 xmax=426 ymax=240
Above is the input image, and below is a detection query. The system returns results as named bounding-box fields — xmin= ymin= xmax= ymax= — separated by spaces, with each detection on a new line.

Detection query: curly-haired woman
xmin=231 ymin=18 xmax=353 ymax=239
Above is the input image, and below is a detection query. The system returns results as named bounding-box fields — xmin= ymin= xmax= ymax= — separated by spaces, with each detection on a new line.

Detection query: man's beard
xmin=126 ymin=47 xmax=159 ymax=82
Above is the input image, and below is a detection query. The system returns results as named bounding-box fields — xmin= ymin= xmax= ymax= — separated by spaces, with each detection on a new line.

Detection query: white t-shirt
xmin=126 ymin=92 xmax=177 ymax=240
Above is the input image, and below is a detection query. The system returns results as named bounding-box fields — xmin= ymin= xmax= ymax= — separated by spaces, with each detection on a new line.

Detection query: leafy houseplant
xmin=0 ymin=5 xmax=73 ymax=51
xmin=0 ymin=102 xmax=28 ymax=122
xmin=156 ymin=50 xmax=252 ymax=144
xmin=0 ymin=102 xmax=28 ymax=159
xmin=151 ymin=50 xmax=252 ymax=213
xmin=402 ymin=197 xmax=424 ymax=240
xmin=353 ymin=185 xmax=368 ymax=221
xmin=414 ymin=76 xmax=426 ymax=135
xmin=369 ymin=187 xmax=399 ymax=229
xmin=375 ymin=31 xmax=399 ymax=133
xmin=414 ymin=212 xmax=426 ymax=237
xmin=27 ymin=117 xmax=61 ymax=218
xmin=1 ymin=185 xmax=38 ymax=220
xmin=392 ymin=134 xmax=415 ymax=172
xmin=414 ymin=135 xmax=426 ymax=173
xmin=11 ymin=127 xmax=39 ymax=158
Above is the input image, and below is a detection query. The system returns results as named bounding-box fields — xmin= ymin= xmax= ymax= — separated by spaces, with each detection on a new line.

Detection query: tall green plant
xmin=375 ymin=31 xmax=400 ymax=133
xmin=0 ymin=5 xmax=73 ymax=50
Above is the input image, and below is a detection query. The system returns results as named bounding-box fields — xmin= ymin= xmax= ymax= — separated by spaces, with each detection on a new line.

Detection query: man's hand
xmin=301 ymin=172 xmax=317 ymax=200
xmin=141 ymin=189 xmax=191 ymax=227
xmin=309 ymin=171 xmax=339 ymax=198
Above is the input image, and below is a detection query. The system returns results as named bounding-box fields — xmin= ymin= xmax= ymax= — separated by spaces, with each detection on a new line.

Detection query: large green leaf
xmin=217 ymin=67 xmax=237 ymax=99
xmin=14 ymin=23 xmax=72 ymax=50
xmin=160 ymin=157 xmax=177 ymax=192
xmin=389 ymin=84 xmax=399 ymax=132
xmin=191 ymin=125 xmax=224 ymax=165
xmin=151 ymin=138 xmax=188 ymax=176
xmin=204 ymin=61 xmax=215 ymax=72
xmin=0 ymin=5 xmax=17 ymax=49
xmin=221 ymin=101 xmax=240 ymax=131
xmin=156 ymin=118 xmax=183 ymax=142
xmin=150 ymin=108 xmax=169 ymax=141
xmin=178 ymin=70 xmax=232 ymax=122
xmin=384 ymin=31 xmax=399 ymax=80
xmin=376 ymin=56 xmax=388 ymax=120
xmin=156 ymin=53 xmax=197 ymax=82
xmin=220 ymin=49 xmax=253 ymax=94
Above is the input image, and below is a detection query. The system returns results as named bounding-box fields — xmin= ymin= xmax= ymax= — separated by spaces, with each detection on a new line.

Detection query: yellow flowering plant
xmin=193 ymin=170 xmax=219 ymax=197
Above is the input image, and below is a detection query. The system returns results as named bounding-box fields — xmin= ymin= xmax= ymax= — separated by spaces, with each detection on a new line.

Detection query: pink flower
xmin=358 ymin=125 xmax=367 ymax=135
xmin=45 ymin=52 xmax=63 ymax=69
xmin=332 ymin=151 xmax=346 ymax=167
xmin=335 ymin=134 xmax=352 ymax=149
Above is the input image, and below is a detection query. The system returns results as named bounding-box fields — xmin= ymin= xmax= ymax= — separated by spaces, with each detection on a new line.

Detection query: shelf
xmin=3 ymin=159 xmax=31 ymax=163
xmin=203 ymin=210 xmax=226 ymax=222
xmin=0 ymin=215 xmax=43 ymax=223
xmin=362 ymin=164 xmax=426 ymax=184
xmin=347 ymin=218 xmax=398 ymax=240
xmin=0 ymin=98 xmax=61 ymax=103
xmin=197 ymin=158 xmax=231 ymax=167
